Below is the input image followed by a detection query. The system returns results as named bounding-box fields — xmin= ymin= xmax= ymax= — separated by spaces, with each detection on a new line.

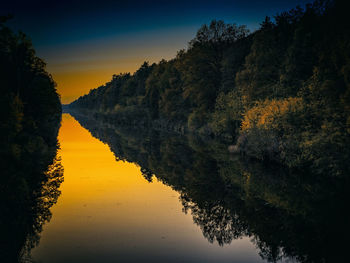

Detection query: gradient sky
xmin=2 ymin=0 xmax=311 ymax=103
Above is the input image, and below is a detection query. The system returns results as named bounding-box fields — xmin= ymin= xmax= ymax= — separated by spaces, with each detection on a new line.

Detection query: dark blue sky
xmin=3 ymin=0 xmax=311 ymax=45
xmin=1 ymin=0 xmax=312 ymax=103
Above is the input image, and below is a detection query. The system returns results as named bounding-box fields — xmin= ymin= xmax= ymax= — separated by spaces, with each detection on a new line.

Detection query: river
xmin=30 ymin=114 xmax=263 ymax=262
xmin=27 ymin=113 xmax=349 ymax=262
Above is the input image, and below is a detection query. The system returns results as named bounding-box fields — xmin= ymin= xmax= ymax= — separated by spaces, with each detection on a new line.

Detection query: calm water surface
xmin=31 ymin=114 xmax=264 ymax=263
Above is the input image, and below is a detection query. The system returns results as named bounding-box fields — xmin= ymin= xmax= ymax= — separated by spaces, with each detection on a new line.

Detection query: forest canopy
xmin=69 ymin=0 xmax=350 ymax=177
xmin=0 ymin=15 xmax=61 ymax=160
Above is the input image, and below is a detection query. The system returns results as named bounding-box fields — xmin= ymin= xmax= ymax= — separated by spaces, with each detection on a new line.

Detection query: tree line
xmin=0 ymin=15 xmax=62 ymax=165
xmin=69 ymin=0 xmax=349 ymax=177
xmin=0 ymin=16 xmax=63 ymax=262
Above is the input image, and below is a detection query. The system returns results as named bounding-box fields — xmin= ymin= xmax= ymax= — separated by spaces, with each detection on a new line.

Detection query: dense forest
xmin=0 ymin=16 xmax=63 ymax=262
xmin=0 ymin=15 xmax=62 ymax=165
xmin=69 ymin=0 xmax=349 ymax=177
xmin=71 ymin=112 xmax=350 ymax=263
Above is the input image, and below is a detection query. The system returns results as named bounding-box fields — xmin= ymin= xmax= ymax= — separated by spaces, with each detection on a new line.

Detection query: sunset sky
xmin=3 ymin=0 xmax=310 ymax=104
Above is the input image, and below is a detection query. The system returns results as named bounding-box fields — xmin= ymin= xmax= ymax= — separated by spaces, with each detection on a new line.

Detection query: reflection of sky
xmin=3 ymin=0 xmax=310 ymax=103
xmin=31 ymin=114 xmax=264 ymax=263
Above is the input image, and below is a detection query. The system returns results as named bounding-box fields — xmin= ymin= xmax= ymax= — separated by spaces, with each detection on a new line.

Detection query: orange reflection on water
xmin=51 ymin=114 xmax=186 ymax=224
xmin=31 ymin=114 xmax=261 ymax=263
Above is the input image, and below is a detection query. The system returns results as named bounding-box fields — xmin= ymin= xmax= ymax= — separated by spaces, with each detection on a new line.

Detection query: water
xmin=26 ymin=113 xmax=349 ymax=262
xmin=30 ymin=114 xmax=263 ymax=263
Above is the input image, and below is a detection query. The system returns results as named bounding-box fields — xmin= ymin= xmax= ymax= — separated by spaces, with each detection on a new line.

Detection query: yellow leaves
xmin=241 ymin=97 xmax=304 ymax=131
xmin=113 ymin=104 xmax=122 ymax=112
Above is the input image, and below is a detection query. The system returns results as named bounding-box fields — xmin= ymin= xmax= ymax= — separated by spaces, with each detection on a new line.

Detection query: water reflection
xmin=30 ymin=114 xmax=262 ymax=263
xmin=0 ymin=142 xmax=63 ymax=262
xmin=70 ymin=111 xmax=350 ymax=263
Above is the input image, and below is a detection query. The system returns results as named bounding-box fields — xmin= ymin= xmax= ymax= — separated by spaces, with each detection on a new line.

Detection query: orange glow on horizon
xmin=51 ymin=113 xmax=186 ymax=224
xmin=45 ymin=40 xmax=186 ymax=104
xmin=51 ymin=65 xmax=139 ymax=104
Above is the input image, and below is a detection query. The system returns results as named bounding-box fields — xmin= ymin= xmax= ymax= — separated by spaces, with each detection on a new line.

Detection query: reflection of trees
xmin=71 ymin=112 xmax=349 ymax=263
xmin=181 ymin=194 xmax=249 ymax=246
xmin=21 ymin=156 xmax=64 ymax=261
xmin=0 ymin=149 xmax=63 ymax=263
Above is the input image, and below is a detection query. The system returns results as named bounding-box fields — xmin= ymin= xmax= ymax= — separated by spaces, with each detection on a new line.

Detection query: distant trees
xmin=189 ymin=20 xmax=249 ymax=47
xmin=70 ymin=0 xmax=350 ymax=177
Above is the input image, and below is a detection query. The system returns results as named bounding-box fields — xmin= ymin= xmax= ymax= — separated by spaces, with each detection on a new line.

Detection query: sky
xmin=2 ymin=0 xmax=311 ymax=104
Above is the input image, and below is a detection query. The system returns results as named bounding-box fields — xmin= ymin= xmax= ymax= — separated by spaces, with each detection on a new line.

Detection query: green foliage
xmin=69 ymin=0 xmax=349 ymax=176
xmin=70 ymin=20 xmax=249 ymax=131
xmin=210 ymin=90 xmax=243 ymax=137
